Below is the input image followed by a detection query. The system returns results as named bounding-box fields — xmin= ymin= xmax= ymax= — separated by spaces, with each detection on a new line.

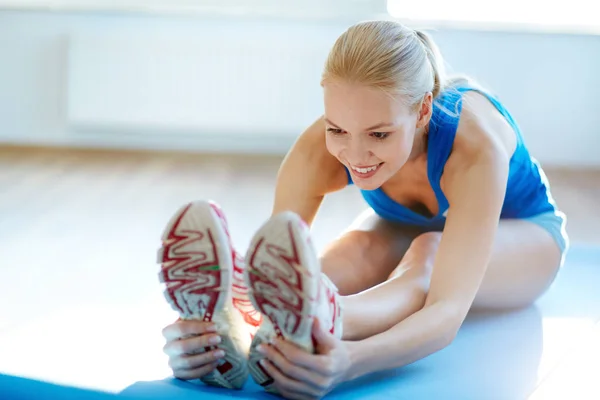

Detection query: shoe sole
xmin=244 ymin=212 xmax=320 ymax=387
xmin=157 ymin=200 xmax=248 ymax=389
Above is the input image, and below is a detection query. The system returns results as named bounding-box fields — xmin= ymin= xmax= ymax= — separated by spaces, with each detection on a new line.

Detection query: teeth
xmin=352 ymin=164 xmax=379 ymax=174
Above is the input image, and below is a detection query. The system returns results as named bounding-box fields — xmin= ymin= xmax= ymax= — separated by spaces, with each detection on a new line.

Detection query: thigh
xmin=472 ymin=217 xmax=565 ymax=310
xmin=319 ymin=208 xmax=426 ymax=296
xmin=380 ymin=214 xmax=566 ymax=310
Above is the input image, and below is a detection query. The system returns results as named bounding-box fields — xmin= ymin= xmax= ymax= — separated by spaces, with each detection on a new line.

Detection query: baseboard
xmin=0 ymin=131 xmax=297 ymax=156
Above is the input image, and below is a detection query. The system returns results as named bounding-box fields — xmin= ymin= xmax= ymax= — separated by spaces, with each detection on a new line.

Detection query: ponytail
xmin=414 ymin=29 xmax=446 ymax=98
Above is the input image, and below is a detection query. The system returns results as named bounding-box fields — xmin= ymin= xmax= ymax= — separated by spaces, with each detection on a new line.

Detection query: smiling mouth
xmin=351 ymin=163 xmax=383 ymax=174
xmin=349 ymin=163 xmax=384 ymax=179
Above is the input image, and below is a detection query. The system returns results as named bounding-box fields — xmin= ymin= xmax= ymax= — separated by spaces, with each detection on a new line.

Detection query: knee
xmin=410 ymin=231 xmax=442 ymax=254
xmin=321 ymin=230 xmax=383 ymax=294
xmin=407 ymin=232 xmax=442 ymax=273
xmin=324 ymin=230 xmax=378 ymax=262
xmin=390 ymin=231 xmax=442 ymax=286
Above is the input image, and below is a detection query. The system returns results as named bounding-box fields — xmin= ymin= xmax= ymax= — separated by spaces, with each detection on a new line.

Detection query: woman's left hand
xmin=256 ymin=318 xmax=352 ymax=399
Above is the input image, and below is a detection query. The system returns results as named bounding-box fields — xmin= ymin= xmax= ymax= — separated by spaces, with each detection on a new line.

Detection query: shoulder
xmin=283 ymin=115 xmax=349 ymax=195
xmin=441 ymin=90 xmax=515 ymax=195
xmin=452 ymin=90 xmax=517 ymax=162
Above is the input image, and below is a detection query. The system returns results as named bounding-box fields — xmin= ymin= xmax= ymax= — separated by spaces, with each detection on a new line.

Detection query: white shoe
xmin=157 ymin=200 xmax=262 ymax=389
xmin=244 ymin=211 xmax=343 ymax=393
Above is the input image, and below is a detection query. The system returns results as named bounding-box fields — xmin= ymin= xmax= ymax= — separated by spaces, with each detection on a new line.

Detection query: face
xmin=323 ymin=81 xmax=432 ymax=190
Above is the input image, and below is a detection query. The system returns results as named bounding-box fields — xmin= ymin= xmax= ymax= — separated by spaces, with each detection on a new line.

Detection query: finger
xmin=162 ymin=320 xmax=217 ymax=341
xmin=312 ymin=318 xmax=337 ymax=354
xmin=260 ymin=360 xmax=321 ymax=398
xmin=261 ymin=344 xmax=324 ymax=388
xmin=173 ymin=361 xmax=219 ymax=381
xmin=169 ymin=348 xmax=225 ymax=370
xmin=272 ymin=339 xmax=332 ymax=377
xmin=163 ymin=334 xmax=222 ymax=357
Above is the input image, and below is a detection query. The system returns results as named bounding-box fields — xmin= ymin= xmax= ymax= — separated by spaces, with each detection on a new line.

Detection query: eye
xmin=326 ymin=127 xmax=345 ymax=135
xmin=371 ymin=132 xmax=389 ymax=140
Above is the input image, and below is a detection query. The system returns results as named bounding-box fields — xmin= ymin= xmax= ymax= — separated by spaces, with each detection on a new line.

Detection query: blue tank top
xmin=345 ymin=86 xmax=558 ymax=230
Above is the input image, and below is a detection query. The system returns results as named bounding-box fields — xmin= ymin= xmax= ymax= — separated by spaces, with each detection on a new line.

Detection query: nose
xmin=345 ymin=137 xmax=372 ymax=164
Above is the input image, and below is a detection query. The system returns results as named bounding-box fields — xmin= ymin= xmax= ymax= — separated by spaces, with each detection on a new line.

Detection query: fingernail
xmin=209 ymin=336 xmax=221 ymax=345
xmin=213 ymin=349 xmax=225 ymax=358
xmin=206 ymin=324 xmax=217 ymax=332
xmin=256 ymin=344 xmax=265 ymax=354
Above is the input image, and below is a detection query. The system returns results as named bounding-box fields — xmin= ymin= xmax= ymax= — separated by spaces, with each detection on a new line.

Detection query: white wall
xmin=0 ymin=10 xmax=599 ymax=167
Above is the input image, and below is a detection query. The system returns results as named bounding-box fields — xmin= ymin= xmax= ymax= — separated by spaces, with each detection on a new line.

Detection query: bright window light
xmin=387 ymin=0 xmax=599 ymax=29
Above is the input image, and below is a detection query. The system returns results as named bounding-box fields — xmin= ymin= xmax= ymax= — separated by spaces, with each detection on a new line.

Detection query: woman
xmin=157 ymin=20 xmax=569 ymax=399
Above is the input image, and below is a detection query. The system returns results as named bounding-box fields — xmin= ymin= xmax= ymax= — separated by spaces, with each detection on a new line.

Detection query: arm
xmin=271 ymin=116 xmax=348 ymax=226
xmin=345 ymin=93 xmax=514 ymax=380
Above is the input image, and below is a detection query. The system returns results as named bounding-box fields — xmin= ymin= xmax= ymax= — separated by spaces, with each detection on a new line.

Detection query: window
xmin=386 ymin=0 xmax=600 ymax=33
xmin=2 ymin=0 xmax=598 ymax=34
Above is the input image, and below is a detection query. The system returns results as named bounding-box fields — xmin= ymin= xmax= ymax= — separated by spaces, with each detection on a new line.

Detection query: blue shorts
xmin=523 ymin=210 xmax=569 ymax=266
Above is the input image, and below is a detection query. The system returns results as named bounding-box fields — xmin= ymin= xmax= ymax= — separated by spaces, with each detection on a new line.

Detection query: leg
xmin=319 ymin=208 xmax=425 ymax=296
xmin=317 ymin=208 xmax=434 ymax=340
xmin=471 ymin=218 xmax=563 ymax=309
xmin=340 ymin=218 xmax=564 ymax=340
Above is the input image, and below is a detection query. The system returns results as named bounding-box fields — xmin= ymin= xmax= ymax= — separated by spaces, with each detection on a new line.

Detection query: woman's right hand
xmin=162 ymin=319 xmax=226 ymax=380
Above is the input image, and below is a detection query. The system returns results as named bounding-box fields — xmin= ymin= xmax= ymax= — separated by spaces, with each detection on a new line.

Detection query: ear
xmin=416 ymin=92 xmax=433 ymax=128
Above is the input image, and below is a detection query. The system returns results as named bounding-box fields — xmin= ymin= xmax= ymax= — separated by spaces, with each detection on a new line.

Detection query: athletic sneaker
xmin=157 ymin=200 xmax=262 ymax=390
xmin=244 ymin=211 xmax=343 ymax=393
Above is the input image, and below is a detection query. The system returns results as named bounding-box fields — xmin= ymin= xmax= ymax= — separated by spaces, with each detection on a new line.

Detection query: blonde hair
xmin=322 ymin=20 xmax=451 ymax=110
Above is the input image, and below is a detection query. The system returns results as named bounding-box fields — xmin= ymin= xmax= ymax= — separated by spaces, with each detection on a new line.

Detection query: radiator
xmin=65 ymin=27 xmax=336 ymax=146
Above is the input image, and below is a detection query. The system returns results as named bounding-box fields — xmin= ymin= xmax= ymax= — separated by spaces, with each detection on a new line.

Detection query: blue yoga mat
xmin=0 ymin=374 xmax=121 ymax=400
xmin=1 ymin=246 xmax=598 ymax=400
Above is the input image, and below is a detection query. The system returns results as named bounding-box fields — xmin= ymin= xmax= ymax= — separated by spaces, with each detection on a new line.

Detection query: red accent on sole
xmin=211 ymin=203 xmax=263 ymax=332
xmin=159 ymin=204 xmax=222 ymax=321
xmin=158 ymin=202 xmax=235 ymax=375
xmin=217 ymin=361 xmax=233 ymax=375
xmin=246 ymin=223 xmax=307 ymax=337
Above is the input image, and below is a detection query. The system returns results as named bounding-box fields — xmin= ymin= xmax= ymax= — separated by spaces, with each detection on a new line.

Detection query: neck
xmin=383 ymin=126 xmax=429 ymax=188
xmin=407 ymin=126 xmax=428 ymax=161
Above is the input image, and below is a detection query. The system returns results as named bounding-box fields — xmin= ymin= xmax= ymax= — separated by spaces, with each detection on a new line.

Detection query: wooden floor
xmin=0 ymin=145 xmax=599 ymax=399
xmin=1 ymin=145 xmax=598 ymax=249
